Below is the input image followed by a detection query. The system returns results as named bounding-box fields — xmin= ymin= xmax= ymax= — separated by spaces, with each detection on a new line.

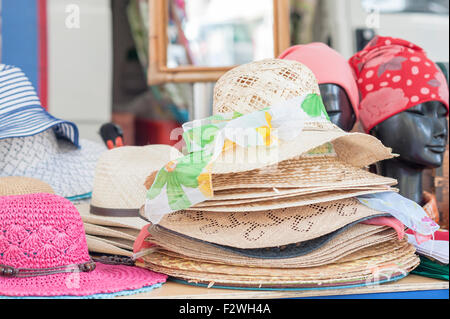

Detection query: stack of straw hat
xmin=76 ymin=145 xmax=182 ymax=258
xmin=135 ymin=59 xmax=421 ymax=290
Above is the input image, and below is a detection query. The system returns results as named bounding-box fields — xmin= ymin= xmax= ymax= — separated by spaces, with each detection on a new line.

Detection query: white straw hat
xmin=89 ymin=145 xmax=182 ymax=217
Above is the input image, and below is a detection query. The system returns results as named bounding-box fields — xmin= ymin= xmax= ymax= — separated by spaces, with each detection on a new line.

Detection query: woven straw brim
xmin=158 ymin=198 xmax=393 ymax=248
xmin=0 ymin=176 xmax=55 ymax=196
xmin=138 ymin=242 xmax=420 ymax=289
xmin=142 ymin=240 xmax=413 ymax=277
xmin=77 ymin=203 xmax=148 ymax=230
xmin=85 ymin=235 xmax=133 ymax=257
xmin=211 ymin=154 xmax=397 ymax=191
xmin=212 ymin=185 xmax=393 ymax=201
xmin=195 ymin=186 xmax=395 ymax=208
xmin=91 ymin=145 xmax=182 ymax=210
xmin=147 ymin=224 xmax=399 ymax=268
xmin=83 ymin=223 xmax=140 ymax=241
xmin=211 ymin=128 xmax=394 ymax=174
xmin=186 ymin=188 xmax=393 ymax=213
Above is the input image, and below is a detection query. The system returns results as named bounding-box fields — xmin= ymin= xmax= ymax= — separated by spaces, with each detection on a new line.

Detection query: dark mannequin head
xmin=319 ymin=84 xmax=356 ymax=132
xmin=371 ymin=101 xmax=448 ymax=169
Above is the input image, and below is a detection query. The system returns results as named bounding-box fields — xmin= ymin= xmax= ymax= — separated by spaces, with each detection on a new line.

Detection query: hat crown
xmin=213 ymin=59 xmax=321 ymax=115
xmin=0 ymin=193 xmax=90 ymax=269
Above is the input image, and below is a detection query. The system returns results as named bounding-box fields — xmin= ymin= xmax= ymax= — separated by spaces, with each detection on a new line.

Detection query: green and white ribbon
xmin=145 ymin=94 xmax=330 ymax=224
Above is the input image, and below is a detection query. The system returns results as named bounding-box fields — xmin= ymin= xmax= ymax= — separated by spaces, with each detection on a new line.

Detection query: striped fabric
xmin=0 ymin=64 xmax=79 ymax=146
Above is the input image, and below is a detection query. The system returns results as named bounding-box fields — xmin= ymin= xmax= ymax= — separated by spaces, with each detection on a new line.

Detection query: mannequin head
xmin=279 ymin=43 xmax=360 ymax=131
xmin=371 ymin=100 xmax=448 ymax=169
xmin=319 ymin=84 xmax=356 ymax=131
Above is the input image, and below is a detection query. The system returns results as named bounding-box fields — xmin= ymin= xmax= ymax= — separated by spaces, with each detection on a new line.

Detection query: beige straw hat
xmin=186 ymin=188 xmax=392 ymax=212
xmin=138 ymin=242 xmax=419 ymax=289
xmin=76 ymin=144 xmax=181 ymax=228
xmin=146 ymin=224 xmax=399 ymax=268
xmin=0 ymin=176 xmax=54 ymax=196
xmin=155 ymin=197 xmax=391 ymax=249
xmin=90 ymin=145 xmax=182 ymax=214
xmin=206 ymin=59 xmax=395 ymax=174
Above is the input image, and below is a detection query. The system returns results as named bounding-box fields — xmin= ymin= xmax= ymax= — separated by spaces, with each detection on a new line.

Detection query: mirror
xmin=148 ymin=0 xmax=290 ymax=85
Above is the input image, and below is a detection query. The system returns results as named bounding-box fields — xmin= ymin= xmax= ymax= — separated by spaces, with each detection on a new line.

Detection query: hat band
xmin=90 ymin=205 xmax=139 ymax=218
xmin=0 ymin=259 xmax=96 ymax=278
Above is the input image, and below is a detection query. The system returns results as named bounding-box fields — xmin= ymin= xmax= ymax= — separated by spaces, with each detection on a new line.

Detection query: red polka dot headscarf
xmin=349 ymin=36 xmax=449 ymax=133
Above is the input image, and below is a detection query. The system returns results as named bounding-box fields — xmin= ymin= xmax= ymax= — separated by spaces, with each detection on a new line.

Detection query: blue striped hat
xmin=0 ymin=64 xmax=79 ymax=146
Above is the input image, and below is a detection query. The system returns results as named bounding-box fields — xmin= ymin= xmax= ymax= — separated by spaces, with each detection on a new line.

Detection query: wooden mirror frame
xmin=148 ymin=0 xmax=291 ymax=85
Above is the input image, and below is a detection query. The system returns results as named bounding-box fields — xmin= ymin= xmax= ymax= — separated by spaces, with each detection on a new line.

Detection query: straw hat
xmin=208 ymin=59 xmax=395 ymax=174
xmin=138 ymin=242 xmax=419 ymax=289
xmin=147 ymin=224 xmax=398 ymax=268
xmin=0 ymin=176 xmax=55 ymax=196
xmin=83 ymin=223 xmax=140 ymax=241
xmin=76 ymin=144 xmax=181 ymax=228
xmin=186 ymin=188 xmax=393 ymax=213
xmin=86 ymin=236 xmax=134 ymax=258
xmin=154 ymin=198 xmax=393 ymax=249
xmin=0 ymin=193 xmax=167 ymax=298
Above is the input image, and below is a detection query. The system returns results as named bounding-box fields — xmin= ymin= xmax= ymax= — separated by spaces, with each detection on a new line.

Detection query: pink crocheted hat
xmin=0 ymin=193 xmax=167 ymax=298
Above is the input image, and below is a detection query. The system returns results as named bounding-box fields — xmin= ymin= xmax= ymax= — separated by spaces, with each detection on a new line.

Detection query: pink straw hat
xmin=0 ymin=193 xmax=167 ymax=298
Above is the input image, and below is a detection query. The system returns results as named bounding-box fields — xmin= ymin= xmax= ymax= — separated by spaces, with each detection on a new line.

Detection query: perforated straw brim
xmin=0 ymin=177 xmax=55 ymax=196
xmin=157 ymin=198 xmax=393 ymax=249
xmin=147 ymin=224 xmax=398 ymax=268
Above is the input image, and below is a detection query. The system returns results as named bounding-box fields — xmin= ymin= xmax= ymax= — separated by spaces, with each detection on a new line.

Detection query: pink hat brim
xmin=0 ymin=263 xmax=167 ymax=298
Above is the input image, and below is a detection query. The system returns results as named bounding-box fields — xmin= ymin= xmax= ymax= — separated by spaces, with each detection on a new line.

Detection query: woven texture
xmin=143 ymin=240 xmax=414 ymax=277
xmin=76 ymin=204 xmax=149 ymax=230
xmin=0 ymin=129 xmax=106 ymax=198
xmin=208 ymin=58 xmax=394 ymax=174
xmin=213 ymin=59 xmax=320 ymax=115
xmin=210 ymin=129 xmax=394 ymax=174
xmin=212 ymin=155 xmax=396 ymax=191
xmin=186 ymin=188 xmax=391 ymax=213
xmin=0 ymin=177 xmax=54 ymax=196
xmin=197 ymin=187 xmax=394 ymax=207
xmin=91 ymin=145 xmax=182 ymax=210
xmin=158 ymin=198 xmax=388 ymax=248
xmin=85 ymin=236 xmax=133 ymax=258
xmin=0 ymin=194 xmax=167 ymax=297
xmin=83 ymin=223 xmax=139 ymax=241
xmin=156 ymin=215 xmax=389 ymax=259
xmin=139 ymin=242 xmax=420 ymax=289
xmin=210 ymin=185 xmax=393 ymax=202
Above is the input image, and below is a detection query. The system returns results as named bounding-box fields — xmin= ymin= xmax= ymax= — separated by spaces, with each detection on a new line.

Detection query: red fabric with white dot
xmin=349 ymin=36 xmax=449 ymax=133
